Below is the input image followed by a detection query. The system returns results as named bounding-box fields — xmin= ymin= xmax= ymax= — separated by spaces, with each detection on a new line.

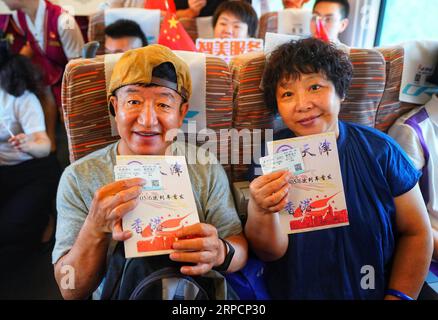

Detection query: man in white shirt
xmin=310 ymin=0 xmax=349 ymax=45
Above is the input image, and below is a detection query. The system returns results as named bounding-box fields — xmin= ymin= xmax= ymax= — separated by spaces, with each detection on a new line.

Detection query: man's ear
xmin=109 ymin=95 xmax=118 ymax=120
xmin=339 ymin=18 xmax=349 ymax=34
xmin=178 ymin=102 xmax=189 ymax=126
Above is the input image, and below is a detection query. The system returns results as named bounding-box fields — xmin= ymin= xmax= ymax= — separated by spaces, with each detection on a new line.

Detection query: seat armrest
xmin=232 ymin=181 xmax=251 ymax=223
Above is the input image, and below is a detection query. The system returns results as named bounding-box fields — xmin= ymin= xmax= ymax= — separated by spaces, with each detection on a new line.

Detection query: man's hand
xmin=188 ymin=0 xmax=207 ymax=16
xmin=85 ymin=178 xmax=146 ymax=241
xmin=169 ymin=223 xmax=226 ymax=276
xmin=249 ymin=170 xmax=292 ymax=214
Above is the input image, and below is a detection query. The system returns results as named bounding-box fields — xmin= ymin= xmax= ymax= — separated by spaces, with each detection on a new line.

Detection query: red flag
xmin=158 ymin=12 xmax=196 ymax=51
xmin=315 ymin=18 xmax=330 ymax=42
xmin=144 ymin=0 xmax=176 ymax=13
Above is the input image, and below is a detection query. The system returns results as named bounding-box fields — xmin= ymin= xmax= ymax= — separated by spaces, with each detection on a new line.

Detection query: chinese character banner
xmin=196 ymin=38 xmax=264 ymax=63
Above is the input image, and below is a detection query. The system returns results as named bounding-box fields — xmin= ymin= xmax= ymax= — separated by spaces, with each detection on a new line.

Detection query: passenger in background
xmin=0 ymin=34 xmax=60 ymax=255
xmin=213 ymin=1 xmax=258 ymax=39
xmin=310 ymin=0 xmax=349 ymax=45
xmin=282 ymin=0 xmax=310 ymax=9
xmin=245 ymin=38 xmax=433 ymax=299
xmin=0 ymin=0 xmax=84 ymax=153
xmin=105 ymin=19 xmax=148 ymax=54
xmin=388 ymin=62 xmax=438 ymax=261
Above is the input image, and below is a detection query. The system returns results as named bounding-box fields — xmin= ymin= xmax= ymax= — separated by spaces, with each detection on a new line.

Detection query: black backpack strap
xmin=100 ymin=242 xmax=126 ymax=300
xmin=129 ymin=267 xmax=210 ymax=300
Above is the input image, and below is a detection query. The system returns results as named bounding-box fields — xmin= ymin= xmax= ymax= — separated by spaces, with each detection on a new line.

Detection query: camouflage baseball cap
xmin=108 ymin=44 xmax=192 ymax=115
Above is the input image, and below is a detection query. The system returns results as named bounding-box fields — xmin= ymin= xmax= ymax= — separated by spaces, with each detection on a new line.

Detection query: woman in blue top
xmin=245 ymin=38 xmax=433 ymax=300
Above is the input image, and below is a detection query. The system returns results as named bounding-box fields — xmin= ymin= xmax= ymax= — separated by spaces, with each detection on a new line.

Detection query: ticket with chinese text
xmin=114 ymin=164 xmax=162 ymax=191
xmin=259 ymin=147 xmax=305 ymax=175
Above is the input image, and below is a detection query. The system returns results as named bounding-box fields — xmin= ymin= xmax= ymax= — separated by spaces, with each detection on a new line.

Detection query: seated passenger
xmin=213 ymin=1 xmax=258 ymax=39
xmin=105 ymin=19 xmax=148 ymax=54
xmin=310 ymin=0 xmax=349 ymax=45
xmin=53 ymin=44 xmax=248 ymax=299
xmin=388 ymin=87 xmax=438 ymax=261
xmin=1 ymin=0 xmax=84 ymax=153
xmin=0 ymin=36 xmax=60 ymax=254
xmin=283 ymin=0 xmax=310 ymax=9
xmin=245 ymin=38 xmax=433 ymax=299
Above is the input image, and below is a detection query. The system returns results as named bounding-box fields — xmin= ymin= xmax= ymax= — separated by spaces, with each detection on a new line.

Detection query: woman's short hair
xmin=212 ymin=1 xmax=258 ymax=38
xmin=0 ymin=33 xmax=41 ymax=97
xmin=262 ymin=38 xmax=353 ymax=114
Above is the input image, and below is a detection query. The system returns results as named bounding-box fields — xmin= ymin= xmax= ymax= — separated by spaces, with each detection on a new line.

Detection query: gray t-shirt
xmin=53 ymin=141 xmax=242 ymax=297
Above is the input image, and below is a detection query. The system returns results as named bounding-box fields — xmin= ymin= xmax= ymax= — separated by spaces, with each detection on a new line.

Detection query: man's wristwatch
xmin=213 ymin=238 xmax=235 ymax=272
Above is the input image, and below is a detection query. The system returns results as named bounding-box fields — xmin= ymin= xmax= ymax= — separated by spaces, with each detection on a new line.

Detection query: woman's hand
xmin=249 ymin=170 xmax=292 ymax=214
xmin=188 ymin=0 xmax=207 ymax=16
xmin=9 ymin=131 xmax=51 ymax=158
xmin=9 ymin=133 xmax=32 ymax=153
xmin=245 ymin=170 xmax=292 ymax=261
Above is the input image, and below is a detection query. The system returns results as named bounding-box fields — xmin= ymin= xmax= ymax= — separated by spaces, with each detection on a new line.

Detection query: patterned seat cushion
xmin=62 ymin=55 xmax=234 ymax=177
xmin=338 ymin=48 xmax=385 ymax=127
xmin=180 ymin=17 xmax=198 ymax=42
xmin=375 ymin=46 xmax=419 ymax=132
xmin=258 ymin=12 xmax=278 ymax=40
xmin=229 ymin=48 xmax=386 ymax=182
xmin=87 ymin=11 xmax=106 ymax=55
xmin=229 ymin=52 xmax=272 ymax=182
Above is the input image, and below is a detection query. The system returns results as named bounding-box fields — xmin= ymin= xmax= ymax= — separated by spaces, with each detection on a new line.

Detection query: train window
xmin=375 ymin=0 xmax=438 ymax=46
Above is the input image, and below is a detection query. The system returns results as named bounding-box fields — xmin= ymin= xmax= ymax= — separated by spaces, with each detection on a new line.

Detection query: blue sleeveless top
xmin=249 ymin=121 xmax=421 ymax=299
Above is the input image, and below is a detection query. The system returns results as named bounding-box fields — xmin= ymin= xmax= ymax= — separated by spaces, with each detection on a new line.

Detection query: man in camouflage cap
xmin=53 ymin=45 xmax=247 ymax=299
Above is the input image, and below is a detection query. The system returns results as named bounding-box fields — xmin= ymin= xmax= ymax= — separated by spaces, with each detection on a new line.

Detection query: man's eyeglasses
xmin=311 ymin=14 xmax=339 ymax=25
